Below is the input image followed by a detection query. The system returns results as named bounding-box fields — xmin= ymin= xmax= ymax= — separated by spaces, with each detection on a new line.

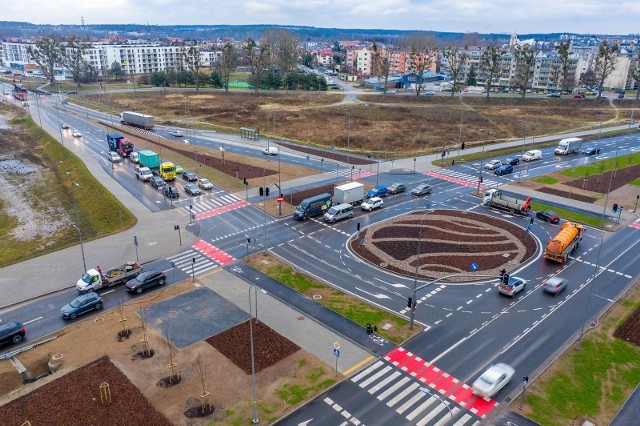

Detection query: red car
xmin=573 ymin=93 xmax=586 ymax=99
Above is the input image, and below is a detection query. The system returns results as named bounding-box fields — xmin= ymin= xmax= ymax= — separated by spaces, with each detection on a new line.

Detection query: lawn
xmin=530 ymin=202 xmax=604 ymax=228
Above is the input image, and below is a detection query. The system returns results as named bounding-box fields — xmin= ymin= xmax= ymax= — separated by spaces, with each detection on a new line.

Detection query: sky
xmin=4 ymin=1 xmax=640 ymax=35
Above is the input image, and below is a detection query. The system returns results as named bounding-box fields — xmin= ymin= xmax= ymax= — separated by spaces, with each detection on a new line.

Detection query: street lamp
xmin=410 ymin=210 xmax=431 ymax=330
xmin=72 ymin=224 xmax=87 ymax=273
xmin=418 ymin=387 xmax=453 ymax=425
xmin=262 ymin=168 xmax=268 ymax=255
xmin=71 ymin=182 xmax=87 ymax=272
xmin=518 ymin=120 xmax=529 ymax=153
xmin=577 ymin=228 xmax=604 ymax=350
xmin=248 ymin=286 xmax=260 ymax=424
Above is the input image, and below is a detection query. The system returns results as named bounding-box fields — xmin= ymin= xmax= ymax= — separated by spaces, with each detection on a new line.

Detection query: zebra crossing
xmin=425 ymin=169 xmax=519 ymax=190
xmin=183 ymin=192 xmax=245 ymax=214
xmin=346 ymin=350 xmax=494 ymax=426
xmin=325 ymin=168 xmax=375 ymax=180
xmin=166 ymin=248 xmax=220 ymax=276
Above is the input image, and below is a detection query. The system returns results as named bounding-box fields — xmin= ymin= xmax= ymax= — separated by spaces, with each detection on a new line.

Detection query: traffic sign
xmin=333 ymin=342 xmax=340 ymax=349
xmin=333 ymin=348 xmax=340 ymax=357
xmin=276 ymin=195 xmax=284 ymax=203
xmin=470 ymin=262 xmax=478 ymax=271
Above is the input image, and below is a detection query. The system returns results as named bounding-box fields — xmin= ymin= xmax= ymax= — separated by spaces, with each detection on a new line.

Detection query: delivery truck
xmin=138 ymin=150 xmax=160 ymax=169
xmin=106 ymin=133 xmax=134 ymax=157
xmin=76 ymin=262 xmax=143 ymax=292
xmin=334 ymin=182 xmax=365 ymax=205
xmin=293 ymin=193 xmax=332 ymax=220
xmin=544 ymin=222 xmax=584 ymax=263
xmin=482 ymin=189 xmax=531 ymax=215
xmin=120 ymin=111 xmax=154 ymax=130
xmin=555 ymin=137 xmax=582 ymax=155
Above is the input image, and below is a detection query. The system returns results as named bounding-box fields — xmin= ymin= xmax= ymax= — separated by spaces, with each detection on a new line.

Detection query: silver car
xmin=472 ymin=363 xmax=515 ymax=398
xmin=498 ymin=276 xmax=526 ymax=297
xmin=361 ymin=197 xmax=383 ymax=211
xmin=484 ymin=159 xmax=502 ymax=170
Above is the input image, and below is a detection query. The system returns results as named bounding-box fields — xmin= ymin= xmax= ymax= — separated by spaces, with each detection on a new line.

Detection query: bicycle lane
xmin=229 ymin=264 xmax=396 ymax=356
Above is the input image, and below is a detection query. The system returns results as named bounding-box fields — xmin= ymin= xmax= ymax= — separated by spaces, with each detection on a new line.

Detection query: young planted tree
xmin=194 ymin=354 xmax=213 ymax=414
xmin=480 ymin=45 xmax=505 ymax=99
xmin=218 ymin=42 xmax=237 ymax=92
xmin=512 ymin=45 xmax=538 ymax=99
xmin=403 ymin=33 xmax=438 ymax=97
xmin=442 ymin=47 xmax=468 ymax=97
xmin=371 ymin=41 xmax=391 ymax=97
xmin=595 ymin=40 xmax=619 ymax=97
xmin=26 ymin=35 xmax=63 ymax=86
xmin=554 ymin=41 xmax=574 ymax=96
xmin=182 ymin=46 xmax=204 ymax=91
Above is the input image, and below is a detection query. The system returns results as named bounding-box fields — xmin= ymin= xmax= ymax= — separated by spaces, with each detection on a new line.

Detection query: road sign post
xmin=277 ymin=194 xmax=284 ymax=216
xmin=333 ymin=342 xmax=340 ymax=377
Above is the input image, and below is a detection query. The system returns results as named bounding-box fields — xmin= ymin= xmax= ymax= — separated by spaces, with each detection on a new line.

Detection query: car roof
xmin=0 ymin=321 xmax=22 ymax=332
xmin=545 ymin=277 xmax=566 ymax=285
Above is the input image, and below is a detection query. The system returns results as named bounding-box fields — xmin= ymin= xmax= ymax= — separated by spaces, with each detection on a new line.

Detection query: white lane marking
xmin=23 ymin=316 xmax=43 ymax=325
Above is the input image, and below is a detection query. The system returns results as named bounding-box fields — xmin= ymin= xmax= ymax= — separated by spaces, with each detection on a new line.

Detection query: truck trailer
xmin=555 ymin=137 xmax=582 ymax=155
xmin=544 ymin=222 xmax=584 ymax=263
xmin=120 ymin=111 xmax=154 ymax=130
xmin=482 ymin=189 xmax=531 ymax=215
xmin=106 ymin=133 xmax=134 ymax=157
xmin=76 ymin=261 xmax=143 ymax=292
xmin=334 ymin=182 xmax=365 ymax=205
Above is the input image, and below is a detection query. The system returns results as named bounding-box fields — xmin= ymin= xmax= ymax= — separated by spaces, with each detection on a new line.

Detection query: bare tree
xmin=480 ymin=45 xmax=505 ymax=99
xmin=512 ymin=45 xmax=538 ymax=99
xmin=59 ymin=36 xmax=88 ymax=86
xmin=554 ymin=41 xmax=574 ymax=97
xmin=162 ymin=327 xmax=180 ymax=383
xmin=595 ymin=40 xmax=619 ymax=98
xmin=403 ymin=33 xmax=438 ymax=97
xmin=628 ymin=50 xmax=640 ymax=101
xmin=263 ymin=28 xmax=299 ymax=86
xmin=182 ymin=46 xmax=204 ymax=91
xmin=442 ymin=47 xmax=468 ymax=97
xmin=26 ymin=35 xmax=63 ymax=86
xmin=243 ymin=37 xmax=270 ymax=93
xmin=194 ymin=354 xmax=211 ymax=414
xmin=371 ymin=42 xmax=391 ymax=97
xmin=218 ymin=42 xmax=238 ymax=93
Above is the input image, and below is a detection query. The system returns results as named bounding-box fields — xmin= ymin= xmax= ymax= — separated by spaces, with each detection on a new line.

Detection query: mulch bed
xmin=536 ymin=187 xmax=598 ymax=203
xmin=613 ymin=307 xmax=640 ymax=346
xmin=0 ymin=356 xmax=171 ymax=426
xmin=567 ymin=164 xmax=640 ymax=194
xmin=206 ymin=319 xmax=300 ymax=375
xmin=278 ymin=141 xmax=376 ymax=166
xmin=351 ymin=210 xmax=537 ymax=280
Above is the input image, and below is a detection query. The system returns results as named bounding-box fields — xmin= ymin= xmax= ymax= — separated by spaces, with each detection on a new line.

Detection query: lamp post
xmin=518 ymin=120 xmax=529 ymax=153
xmin=577 ymin=228 xmax=603 ymax=350
xmin=419 ymin=387 xmax=453 ymax=425
xmin=410 ymin=210 xmax=431 ymax=330
xmin=262 ymin=168 xmax=268 ymax=255
xmin=248 ymin=286 xmax=260 ymax=424
xmin=440 ymin=141 xmax=456 ymax=166
xmin=71 ymin=182 xmax=87 ymax=272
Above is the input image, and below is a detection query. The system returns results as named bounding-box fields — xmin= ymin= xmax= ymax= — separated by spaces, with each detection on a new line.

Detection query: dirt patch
xmin=537 ymin=187 xmax=598 ymax=203
xmin=613 ymin=307 xmax=640 ymax=346
xmin=351 ymin=210 xmax=537 ymax=280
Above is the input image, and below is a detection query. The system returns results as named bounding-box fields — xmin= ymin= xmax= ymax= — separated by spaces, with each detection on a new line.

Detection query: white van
xmin=262 ymin=147 xmax=278 ymax=156
xmin=522 ymin=149 xmax=542 ymax=162
xmin=130 ymin=151 xmax=140 ymax=163
xmin=323 ymin=203 xmax=354 ymax=223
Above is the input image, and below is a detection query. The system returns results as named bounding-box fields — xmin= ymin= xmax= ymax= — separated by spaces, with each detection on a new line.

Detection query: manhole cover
xmin=380 ymin=262 xmax=388 ymax=268
xmin=200 ymin=311 xmax=209 ymax=318
xmin=313 ymin=294 xmax=322 ymax=300
xmin=167 ymin=310 xmax=178 ymax=317
xmin=298 ymin=316 xmax=305 ymax=321
xmin=94 ymin=318 xmax=104 ymax=324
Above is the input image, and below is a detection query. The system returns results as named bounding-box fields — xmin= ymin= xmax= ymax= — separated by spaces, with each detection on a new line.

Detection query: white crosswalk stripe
xmin=435 ymin=169 xmax=500 ymax=187
xmin=183 ymin=193 xmax=242 ymax=214
xmin=349 ymin=362 xmax=480 ymax=426
xmin=166 ymin=250 xmax=218 ymax=275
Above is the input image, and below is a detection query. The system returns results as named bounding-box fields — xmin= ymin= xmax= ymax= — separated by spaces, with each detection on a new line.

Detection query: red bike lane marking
xmin=384 ymin=347 xmax=498 ymax=418
xmin=195 ymin=200 xmax=249 ymax=220
xmin=192 ymin=239 xmax=235 ymax=265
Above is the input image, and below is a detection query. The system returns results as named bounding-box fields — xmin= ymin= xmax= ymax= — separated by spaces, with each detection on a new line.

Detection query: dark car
xmin=60 ymin=122 xmax=70 ymax=129
xmin=411 ymin=184 xmax=432 ymax=196
xmin=0 ymin=321 xmax=26 ymax=346
xmin=503 ymin=156 xmax=520 ymax=166
xmin=126 ymin=270 xmax=167 ymax=294
xmin=546 ymin=92 xmax=561 ymax=98
xmin=543 ymin=277 xmax=568 ymax=295
xmin=66 ymin=90 xmax=78 ymax=95
xmin=150 ymin=175 xmax=164 ymax=189
xmin=582 ymin=146 xmax=601 ymax=156
xmin=367 ymin=186 xmax=388 ymax=198
xmin=536 ymin=210 xmax=560 ymax=224
xmin=388 ymin=183 xmax=406 ymax=194
xmin=163 ymin=186 xmax=180 ymax=198
xmin=494 ymin=164 xmax=513 ymax=176
xmin=182 ymin=171 xmax=198 ymax=181
xmin=184 ymin=183 xmax=202 ymax=196
xmin=60 ymin=292 xmax=103 ymax=319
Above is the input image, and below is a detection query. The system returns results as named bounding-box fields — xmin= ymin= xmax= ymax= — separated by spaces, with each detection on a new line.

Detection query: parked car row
xmin=367 ymin=183 xmax=432 ymax=199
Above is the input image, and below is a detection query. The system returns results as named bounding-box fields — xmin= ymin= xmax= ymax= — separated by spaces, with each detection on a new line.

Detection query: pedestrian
xmin=97 ymin=265 xmax=102 ymax=277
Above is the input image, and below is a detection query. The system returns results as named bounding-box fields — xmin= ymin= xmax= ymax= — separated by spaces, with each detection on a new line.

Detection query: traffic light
xmin=259 ymin=187 xmax=264 ymax=197
xmin=478 ymin=176 xmax=483 ymax=183
xmin=500 ymin=268 xmax=506 ymax=278
xmin=530 ymin=217 xmax=535 ymax=225
xmin=407 ymin=297 xmax=413 ymax=308
xmin=265 ymin=187 xmax=270 ymax=196
xmin=451 ymin=159 xmax=455 ymax=166
xmin=502 ymin=273 xmax=510 ymax=285
xmin=243 ymin=177 xmax=248 ymax=185
xmin=613 ymin=203 xmax=618 ymax=212
xmin=461 ymin=142 xmax=465 ymax=150
xmin=366 ymin=323 xmax=372 ymax=335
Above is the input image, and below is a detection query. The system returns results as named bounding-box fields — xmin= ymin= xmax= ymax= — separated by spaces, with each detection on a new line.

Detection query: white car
xmin=71 ymin=129 xmax=82 ymax=137
xmin=263 ymin=147 xmax=278 ymax=156
xmin=498 ymin=276 xmax=526 ymax=297
xmin=472 ymin=363 xmax=515 ymax=398
xmin=108 ymin=151 xmax=122 ymax=163
xmin=484 ymin=159 xmax=502 ymax=170
xmin=425 ymin=90 xmax=436 ymax=96
xmin=361 ymin=197 xmax=383 ymax=211
xmin=197 ymin=178 xmax=214 ymax=190
xmin=169 ymin=130 xmax=183 ymax=137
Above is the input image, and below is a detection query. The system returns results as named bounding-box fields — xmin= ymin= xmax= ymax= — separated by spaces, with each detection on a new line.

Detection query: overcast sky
xmin=4 ymin=1 xmax=640 ymax=35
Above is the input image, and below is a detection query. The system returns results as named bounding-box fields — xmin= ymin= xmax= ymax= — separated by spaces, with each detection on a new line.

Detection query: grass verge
xmin=521 ymin=284 xmax=640 ymax=426
xmin=244 ymin=254 xmax=417 ymax=344
xmin=530 ymin=202 xmax=605 ymax=228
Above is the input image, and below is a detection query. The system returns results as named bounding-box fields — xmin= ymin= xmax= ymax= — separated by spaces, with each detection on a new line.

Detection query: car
xmin=60 ymin=292 xmax=103 ymax=319
xmin=503 ymin=156 xmax=520 ymax=166
xmin=472 ymin=363 xmax=515 ymax=398
xmin=536 ymin=210 xmax=560 ymax=224
xmin=169 ymin=130 xmax=183 ymax=137
xmin=546 ymin=93 xmax=561 ymax=98
xmin=424 ymin=90 xmax=436 ymax=96
xmin=0 ymin=321 xmax=26 ymax=346
xmin=182 ymin=171 xmax=198 ymax=181
xmin=585 ymin=91 xmax=595 ymax=96
xmin=361 ymin=197 xmax=384 ymax=211
xmin=618 ymin=93 xmax=625 ymax=99
xmin=582 ymin=146 xmax=601 ymax=156
xmin=126 ymin=270 xmax=167 ymax=294
xmin=150 ymin=175 xmax=164 ymax=189
xmin=543 ymin=276 xmax=568 ymax=295
xmin=61 ymin=122 xmax=70 ymax=129
xmin=411 ymin=183 xmax=432 ymax=196
xmin=387 ymin=90 xmax=397 ymax=94
xmin=66 ymin=90 xmax=78 ymax=95
xmin=108 ymin=151 xmax=121 ymax=163
xmin=498 ymin=276 xmax=527 ymax=297
xmin=197 ymin=178 xmax=214 ymax=190
xmin=573 ymin=93 xmax=586 ymax=99
xmin=174 ymin=164 xmax=184 ymax=174
xmin=597 ymin=94 xmax=607 ymax=99
xmin=163 ymin=186 xmax=180 ymax=198
xmin=494 ymin=164 xmax=513 ymax=176
xmin=262 ymin=147 xmax=278 ymax=155
xmin=135 ymin=167 xmax=153 ymax=181
xmin=184 ymin=183 xmax=202 ymax=196
xmin=388 ymin=183 xmax=406 ymax=194
xmin=367 ymin=186 xmax=388 ymax=198
xmin=484 ymin=159 xmax=502 ymax=170
xmin=72 ymin=129 xmax=82 ymax=137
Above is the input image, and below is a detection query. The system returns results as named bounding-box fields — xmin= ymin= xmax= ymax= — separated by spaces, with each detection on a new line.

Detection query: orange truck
xmin=544 ymin=222 xmax=584 ymax=263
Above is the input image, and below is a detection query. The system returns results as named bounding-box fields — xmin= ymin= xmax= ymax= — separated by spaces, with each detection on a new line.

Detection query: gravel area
xmin=351 ymin=209 xmax=537 ymax=281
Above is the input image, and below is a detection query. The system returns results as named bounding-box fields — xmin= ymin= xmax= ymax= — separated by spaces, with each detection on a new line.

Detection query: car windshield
xmin=70 ymin=298 xmax=81 ymax=308
xmin=200 ymin=179 xmax=210 ymax=184
xmin=81 ymin=273 xmax=93 ymax=284
xmin=327 ymin=207 xmax=338 ymax=215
